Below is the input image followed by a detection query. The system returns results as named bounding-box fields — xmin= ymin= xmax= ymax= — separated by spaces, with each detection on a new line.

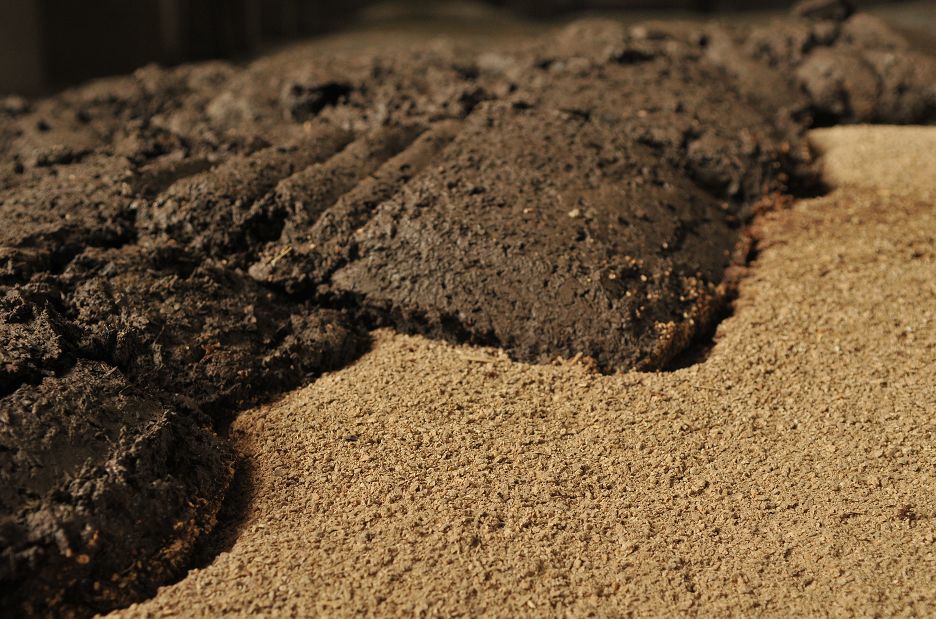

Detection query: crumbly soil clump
xmin=1 ymin=2 xmax=934 ymax=616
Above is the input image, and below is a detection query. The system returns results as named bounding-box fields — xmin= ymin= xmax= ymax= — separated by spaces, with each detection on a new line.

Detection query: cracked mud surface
xmin=2 ymin=3 xmax=935 ymax=616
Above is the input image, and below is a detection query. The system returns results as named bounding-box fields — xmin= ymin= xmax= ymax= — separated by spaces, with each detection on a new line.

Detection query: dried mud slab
xmin=319 ymin=22 xmax=810 ymax=368
xmin=2 ymin=2 xmax=936 ymax=616
xmin=328 ymin=103 xmax=742 ymax=369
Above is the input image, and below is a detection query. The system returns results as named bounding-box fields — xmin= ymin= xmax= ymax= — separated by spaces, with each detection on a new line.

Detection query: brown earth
xmin=2 ymin=2 xmax=935 ymax=616
xmin=113 ymin=125 xmax=936 ymax=618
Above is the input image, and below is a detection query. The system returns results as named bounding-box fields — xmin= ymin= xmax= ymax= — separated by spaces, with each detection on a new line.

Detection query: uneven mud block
xmin=138 ymin=126 xmax=355 ymax=260
xmin=0 ymin=158 xmax=137 ymax=284
xmin=327 ymin=104 xmax=743 ymax=370
xmin=264 ymin=125 xmax=425 ymax=228
xmin=204 ymin=44 xmax=500 ymax=141
xmin=307 ymin=20 xmax=812 ymax=369
xmin=516 ymin=20 xmax=802 ymax=204
xmin=250 ymin=122 xmax=459 ymax=294
xmin=61 ymin=244 xmax=367 ymax=416
xmin=709 ymin=4 xmax=936 ymax=124
xmin=0 ymin=361 xmax=232 ymax=618
xmin=0 ymin=284 xmax=76 ymax=395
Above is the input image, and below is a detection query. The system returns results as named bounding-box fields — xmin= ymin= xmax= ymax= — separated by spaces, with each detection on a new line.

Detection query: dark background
xmin=0 ymin=0 xmax=932 ymax=96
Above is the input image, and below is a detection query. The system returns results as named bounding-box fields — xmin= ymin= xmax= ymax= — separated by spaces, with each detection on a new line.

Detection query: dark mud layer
xmin=0 ymin=361 xmax=231 ymax=616
xmin=1 ymin=3 xmax=935 ymax=616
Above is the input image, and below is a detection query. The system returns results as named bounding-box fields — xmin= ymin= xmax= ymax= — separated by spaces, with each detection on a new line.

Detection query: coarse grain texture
xmin=113 ymin=126 xmax=936 ymax=617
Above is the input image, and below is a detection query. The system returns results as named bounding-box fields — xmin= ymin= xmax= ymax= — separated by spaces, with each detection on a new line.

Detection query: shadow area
xmin=187 ymin=451 xmax=257 ymax=572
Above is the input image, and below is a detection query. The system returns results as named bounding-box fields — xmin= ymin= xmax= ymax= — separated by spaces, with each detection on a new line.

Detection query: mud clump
xmin=2 ymin=4 xmax=935 ymax=616
xmin=328 ymin=104 xmax=741 ymax=369
xmin=61 ymin=244 xmax=365 ymax=416
xmin=707 ymin=2 xmax=936 ymax=124
xmin=0 ymin=361 xmax=231 ymax=616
